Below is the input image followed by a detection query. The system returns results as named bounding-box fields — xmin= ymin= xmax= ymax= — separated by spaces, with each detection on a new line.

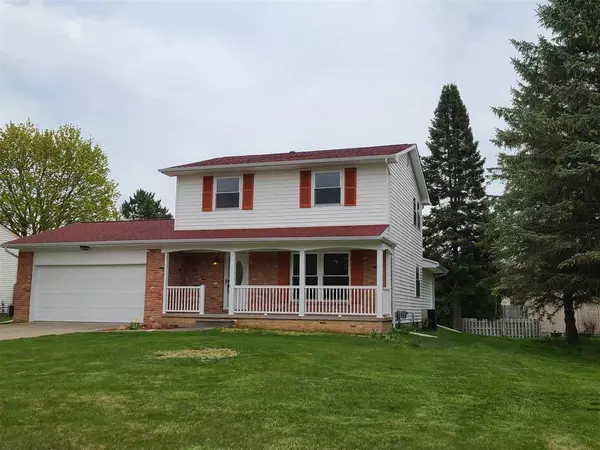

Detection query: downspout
xmin=4 ymin=248 xmax=18 ymax=259
xmin=385 ymin=157 xmax=396 ymax=327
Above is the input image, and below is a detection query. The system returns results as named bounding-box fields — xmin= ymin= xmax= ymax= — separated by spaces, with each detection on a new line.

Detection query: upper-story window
xmin=215 ymin=177 xmax=240 ymax=208
xmin=413 ymin=198 xmax=422 ymax=229
xmin=314 ymin=171 xmax=341 ymax=205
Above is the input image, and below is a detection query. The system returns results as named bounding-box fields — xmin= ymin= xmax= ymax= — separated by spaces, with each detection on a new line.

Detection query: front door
xmin=223 ymin=253 xmax=249 ymax=310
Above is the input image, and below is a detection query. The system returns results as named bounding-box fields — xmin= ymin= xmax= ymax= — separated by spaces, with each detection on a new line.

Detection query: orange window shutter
xmin=344 ymin=168 xmax=357 ymax=206
xmin=299 ymin=170 xmax=312 ymax=208
xmin=277 ymin=251 xmax=291 ymax=285
xmin=351 ymin=250 xmax=364 ymax=286
xmin=202 ymin=176 xmax=214 ymax=212
xmin=242 ymin=173 xmax=254 ymax=210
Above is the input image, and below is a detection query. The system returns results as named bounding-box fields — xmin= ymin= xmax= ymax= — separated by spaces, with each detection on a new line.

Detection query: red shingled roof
xmin=4 ymin=220 xmax=389 ymax=246
xmin=165 ymin=144 xmax=414 ymax=170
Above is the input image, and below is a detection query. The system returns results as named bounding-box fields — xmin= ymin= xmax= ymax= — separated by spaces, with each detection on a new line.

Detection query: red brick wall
xmin=355 ymin=250 xmax=377 ymax=287
xmin=235 ymin=318 xmax=392 ymax=334
xmin=144 ymin=249 xmax=165 ymax=324
xmin=249 ymin=252 xmax=280 ymax=285
xmin=181 ymin=252 xmax=225 ymax=314
xmin=13 ymin=252 xmax=33 ymax=323
xmin=168 ymin=252 xmax=185 ymax=286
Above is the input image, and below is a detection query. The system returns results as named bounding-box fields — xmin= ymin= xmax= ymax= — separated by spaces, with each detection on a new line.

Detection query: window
xmin=215 ymin=177 xmax=240 ymax=208
xmin=314 ymin=171 xmax=341 ymax=205
xmin=291 ymin=253 xmax=350 ymax=299
xmin=292 ymin=253 xmax=318 ymax=287
xmin=413 ymin=198 xmax=422 ymax=229
xmin=415 ymin=266 xmax=421 ymax=297
xmin=322 ymin=253 xmax=349 ymax=286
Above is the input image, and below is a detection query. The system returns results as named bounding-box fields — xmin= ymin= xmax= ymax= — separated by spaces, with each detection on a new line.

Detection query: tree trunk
xmin=452 ymin=298 xmax=463 ymax=331
xmin=563 ymin=294 xmax=579 ymax=345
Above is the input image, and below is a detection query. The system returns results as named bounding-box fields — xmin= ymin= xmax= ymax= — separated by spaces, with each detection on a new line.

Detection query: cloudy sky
xmin=0 ymin=0 xmax=541 ymax=211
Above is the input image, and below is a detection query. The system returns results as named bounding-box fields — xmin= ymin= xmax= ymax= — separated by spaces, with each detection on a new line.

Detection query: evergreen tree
xmin=423 ymin=84 xmax=496 ymax=329
xmin=490 ymin=0 xmax=600 ymax=344
xmin=121 ymin=189 xmax=172 ymax=220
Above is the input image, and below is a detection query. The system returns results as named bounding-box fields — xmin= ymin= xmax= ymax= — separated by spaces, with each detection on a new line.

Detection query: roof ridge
xmin=163 ymin=143 xmax=415 ymax=172
xmin=199 ymin=143 xmax=414 ymax=161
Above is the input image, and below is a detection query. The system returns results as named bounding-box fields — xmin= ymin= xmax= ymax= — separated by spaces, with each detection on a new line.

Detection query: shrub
xmin=129 ymin=319 xmax=145 ymax=330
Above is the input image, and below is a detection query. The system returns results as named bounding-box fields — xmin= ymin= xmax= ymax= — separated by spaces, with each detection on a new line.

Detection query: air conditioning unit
xmin=421 ymin=309 xmax=437 ymax=330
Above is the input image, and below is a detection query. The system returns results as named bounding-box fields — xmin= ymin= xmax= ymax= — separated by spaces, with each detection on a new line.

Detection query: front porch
xmin=161 ymin=247 xmax=392 ymax=320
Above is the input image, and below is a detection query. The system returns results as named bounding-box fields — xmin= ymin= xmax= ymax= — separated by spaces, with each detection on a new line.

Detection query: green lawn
xmin=0 ymin=329 xmax=599 ymax=450
xmin=0 ymin=316 xmax=12 ymax=324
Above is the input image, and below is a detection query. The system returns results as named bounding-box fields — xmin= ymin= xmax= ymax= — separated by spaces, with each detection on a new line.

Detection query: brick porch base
xmin=161 ymin=313 xmax=392 ymax=334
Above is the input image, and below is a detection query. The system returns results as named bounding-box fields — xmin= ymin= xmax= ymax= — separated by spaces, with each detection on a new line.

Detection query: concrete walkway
xmin=0 ymin=322 xmax=123 ymax=341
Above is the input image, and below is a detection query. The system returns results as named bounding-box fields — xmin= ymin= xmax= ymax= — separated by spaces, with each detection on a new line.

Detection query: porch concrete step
xmin=194 ymin=319 xmax=235 ymax=329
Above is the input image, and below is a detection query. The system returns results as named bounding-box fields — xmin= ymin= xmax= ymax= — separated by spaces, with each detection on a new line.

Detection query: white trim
xmin=29 ymin=264 xmax=37 ymax=322
xmin=376 ymin=249 xmax=384 ymax=318
xmin=159 ymin=152 xmax=406 ymax=176
xmin=214 ymin=175 xmax=242 ymax=210
xmin=290 ymin=251 xmax=350 ymax=286
xmin=298 ymin=249 xmax=306 ymax=316
xmin=312 ymin=170 xmax=343 ymax=207
xmin=4 ymin=234 xmax=389 ymax=250
xmin=406 ymin=145 xmax=431 ymax=205
xmin=422 ymin=257 xmax=448 ymax=275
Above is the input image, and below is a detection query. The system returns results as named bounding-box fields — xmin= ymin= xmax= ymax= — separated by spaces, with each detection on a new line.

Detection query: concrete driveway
xmin=0 ymin=322 xmax=123 ymax=340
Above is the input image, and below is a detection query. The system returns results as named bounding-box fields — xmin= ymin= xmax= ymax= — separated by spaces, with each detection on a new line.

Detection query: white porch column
xmin=228 ymin=251 xmax=236 ymax=315
xmin=298 ymin=249 xmax=306 ymax=316
xmin=376 ymin=248 xmax=384 ymax=318
xmin=162 ymin=252 xmax=169 ymax=313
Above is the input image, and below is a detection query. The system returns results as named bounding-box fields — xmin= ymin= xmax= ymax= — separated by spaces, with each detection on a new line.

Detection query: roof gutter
xmin=2 ymin=234 xmax=390 ymax=250
xmin=159 ymin=153 xmax=401 ymax=176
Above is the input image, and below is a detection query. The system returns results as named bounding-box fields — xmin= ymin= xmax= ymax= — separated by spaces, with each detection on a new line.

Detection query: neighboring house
xmin=3 ymin=144 xmax=445 ymax=333
xmin=534 ymin=305 xmax=600 ymax=336
xmin=0 ymin=225 xmax=18 ymax=312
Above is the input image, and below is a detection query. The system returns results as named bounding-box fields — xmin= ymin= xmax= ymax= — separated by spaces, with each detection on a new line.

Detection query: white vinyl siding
xmin=0 ymin=226 xmax=18 ymax=307
xmin=385 ymin=152 xmax=430 ymax=323
xmin=421 ymin=271 xmax=435 ymax=309
xmin=174 ymin=164 xmax=388 ymax=230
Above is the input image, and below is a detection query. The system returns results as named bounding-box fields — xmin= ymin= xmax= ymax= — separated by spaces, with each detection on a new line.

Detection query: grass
xmin=0 ymin=329 xmax=599 ymax=450
xmin=0 ymin=315 xmax=12 ymax=324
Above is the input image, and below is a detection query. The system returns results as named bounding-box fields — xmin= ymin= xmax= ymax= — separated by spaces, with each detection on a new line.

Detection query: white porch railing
xmin=165 ymin=286 xmax=205 ymax=314
xmin=305 ymin=286 xmax=376 ymax=315
xmin=232 ymin=286 xmax=377 ymax=316
xmin=234 ymin=286 xmax=300 ymax=314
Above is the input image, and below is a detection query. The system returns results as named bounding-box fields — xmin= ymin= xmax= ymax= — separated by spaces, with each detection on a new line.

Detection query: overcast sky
xmin=0 ymin=0 xmax=541 ymax=211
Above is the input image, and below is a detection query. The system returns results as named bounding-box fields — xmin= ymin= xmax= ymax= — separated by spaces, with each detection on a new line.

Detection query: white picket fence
xmin=462 ymin=318 xmax=541 ymax=339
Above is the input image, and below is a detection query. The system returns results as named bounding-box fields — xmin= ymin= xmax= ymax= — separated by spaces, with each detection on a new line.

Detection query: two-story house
xmin=4 ymin=144 xmax=446 ymax=333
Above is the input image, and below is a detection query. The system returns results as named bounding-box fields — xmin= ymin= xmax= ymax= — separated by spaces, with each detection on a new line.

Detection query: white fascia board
xmin=422 ymin=257 xmax=448 ymax=275
xmin=3 ymin=234 xmax=388 ymax=251
xmin=159 ymin=153 xmax=402 ymax=176
xmin=406 ymin=145 xmax=431 ymax=205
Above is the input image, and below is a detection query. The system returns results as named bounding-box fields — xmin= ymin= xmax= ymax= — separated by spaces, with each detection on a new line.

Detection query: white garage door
xmin=32 ymin=265 xmax=146 ymax=322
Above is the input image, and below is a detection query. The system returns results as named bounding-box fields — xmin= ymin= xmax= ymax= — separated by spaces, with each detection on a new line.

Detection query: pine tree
xmin=423 ymin=84 xmax=496 ymax=330
xmin=121 ymin=189 xmax=172 ymax=220
xmin=491 ymin=0 xmax=600 ymax=345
